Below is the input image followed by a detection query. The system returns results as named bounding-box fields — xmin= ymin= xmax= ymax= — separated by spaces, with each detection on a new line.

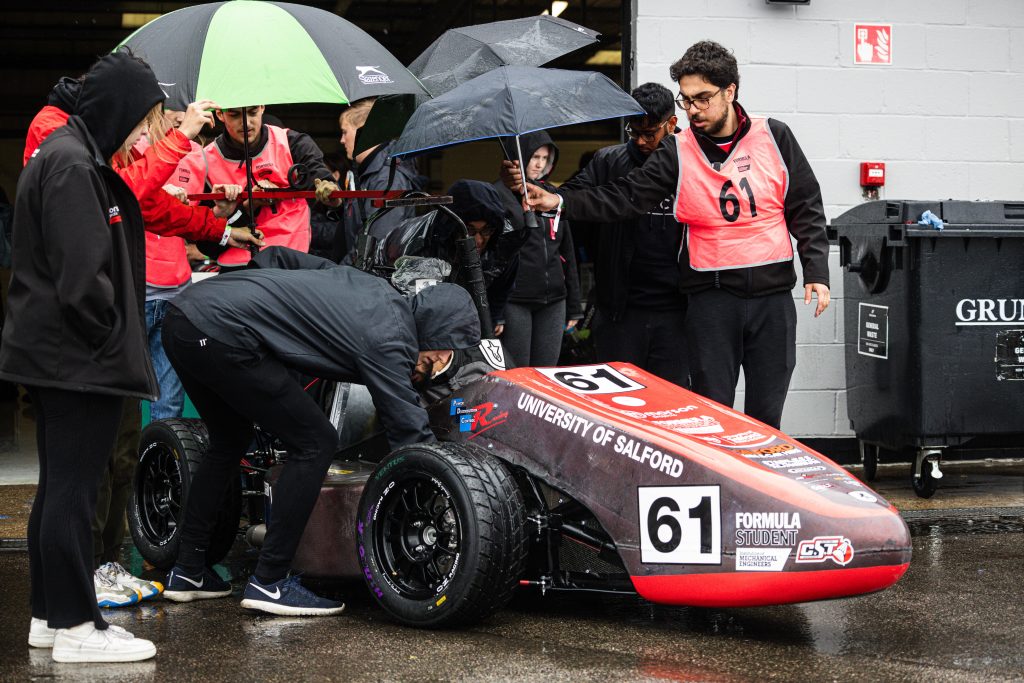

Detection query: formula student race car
xmin=130 ymin=358 xmax=912 ymax=629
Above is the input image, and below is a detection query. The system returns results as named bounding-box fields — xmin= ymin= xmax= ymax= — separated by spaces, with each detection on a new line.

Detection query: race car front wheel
xmin=127 ymin=418 xmax=241 ymax=569
xmin=357 ymin=442 xmax=527 ymax=628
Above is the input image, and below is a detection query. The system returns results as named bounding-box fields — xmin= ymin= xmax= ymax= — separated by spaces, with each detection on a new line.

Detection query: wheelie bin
xmin=831 ymin=200 xmax=1024 ymax=497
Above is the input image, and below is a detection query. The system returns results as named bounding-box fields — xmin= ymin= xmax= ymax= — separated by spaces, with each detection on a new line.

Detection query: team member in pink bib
xmin=518 ymin=41 xmax=830 ymax=429
xmin=176 ymin=105 xmax=340 ymax=267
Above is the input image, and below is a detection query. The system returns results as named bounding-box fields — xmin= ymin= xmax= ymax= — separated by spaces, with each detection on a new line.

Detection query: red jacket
xmin=23 ymin=109 xmax=225 ymax=242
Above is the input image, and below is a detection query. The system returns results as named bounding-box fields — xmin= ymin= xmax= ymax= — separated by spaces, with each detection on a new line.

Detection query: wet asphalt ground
xmin=0 ymin=461 xmax=1021 ymax=682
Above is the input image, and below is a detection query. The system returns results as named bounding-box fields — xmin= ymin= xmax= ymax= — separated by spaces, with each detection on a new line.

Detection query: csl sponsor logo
xmin=955 ymin=298 xmax=1024 ymax=326
xmin=795 ymin=535 xmax=855 ymax=566
xmin=356 ymin=66 xmax=393 ymax=84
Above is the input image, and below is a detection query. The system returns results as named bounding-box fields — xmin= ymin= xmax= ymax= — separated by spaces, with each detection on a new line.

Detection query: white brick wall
xmin=635 ymin=0 xmax=1024 ymax=437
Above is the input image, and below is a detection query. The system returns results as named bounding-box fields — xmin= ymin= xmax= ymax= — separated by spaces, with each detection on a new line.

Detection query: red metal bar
xmin=186 ymin=190 xmax=405 ymax=202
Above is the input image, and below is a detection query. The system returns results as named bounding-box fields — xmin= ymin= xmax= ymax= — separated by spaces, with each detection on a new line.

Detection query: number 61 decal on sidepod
xmin=536 ymin=364 xmax=645 ymax=394
xmin=638 ymin=485 xmax=721 ymax=565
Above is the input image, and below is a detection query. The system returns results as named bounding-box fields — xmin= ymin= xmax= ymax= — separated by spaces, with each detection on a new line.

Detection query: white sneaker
xmin=51 ymin=622 xmax=155 ymax=663
xmin=94 ymin=568 xmax=141 ymax=608
xmin=97 ymin=562 xmax=164 ymax=601
xmin=29 ymin=618 xmax=130 ymax=649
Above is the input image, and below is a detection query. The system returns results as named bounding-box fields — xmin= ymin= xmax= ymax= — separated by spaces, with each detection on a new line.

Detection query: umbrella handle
xmin=514 ymin=134 xmax=540 ymax=229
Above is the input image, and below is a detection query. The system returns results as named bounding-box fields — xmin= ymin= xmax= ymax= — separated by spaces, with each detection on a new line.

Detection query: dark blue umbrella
xmin=390 ymin=66 xmax=643 ymax=160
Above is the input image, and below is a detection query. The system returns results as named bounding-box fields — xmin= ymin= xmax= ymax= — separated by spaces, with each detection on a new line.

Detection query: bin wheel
xmin=859 ymin=441 xmax=879 ymax=481
xmin=911 ymin=449 xmax=943 ymax=499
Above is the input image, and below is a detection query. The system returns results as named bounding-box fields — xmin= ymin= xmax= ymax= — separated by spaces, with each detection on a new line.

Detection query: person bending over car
xmin=161 ymin=247 xmax=481 ymax=616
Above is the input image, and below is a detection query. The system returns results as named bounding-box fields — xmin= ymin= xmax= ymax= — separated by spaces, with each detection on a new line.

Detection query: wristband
xmin=550 ymin=194 xmax=564 ymax=239
xmin=219 ymin=226 xmax=231 ymax=247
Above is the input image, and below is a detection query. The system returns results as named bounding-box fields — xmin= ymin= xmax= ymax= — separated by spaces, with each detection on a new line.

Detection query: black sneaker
xmin=163 ymin=566 xmax=233 ymax=603
xmin=240 ymin=576 xmax=345 ymax=616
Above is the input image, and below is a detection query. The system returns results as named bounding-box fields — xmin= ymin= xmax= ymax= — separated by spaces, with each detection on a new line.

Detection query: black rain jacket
xmin=494 ymin=131 xmax=582 ymax=318
xmin=558 ymin=103 xmax=830 ymax=298
xmin=0 ymin=52 xmax=165 ymax=399
xmin=341 ymin=140 xmax=423 ymax=252
xmin=170 ymin=247 xmax=481 ymax=448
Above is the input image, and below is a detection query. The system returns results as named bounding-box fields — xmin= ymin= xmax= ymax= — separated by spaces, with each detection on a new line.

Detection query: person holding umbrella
xmin=493 ymin=132 xmax=582 ymax=367
xmin=0 ymin=51 xmax=172 ymax=663
xmin=518 ymin=41 xmax=830 ymax=430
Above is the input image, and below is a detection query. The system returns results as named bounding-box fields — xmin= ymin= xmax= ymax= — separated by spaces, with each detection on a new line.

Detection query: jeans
xmin=146 ymin=299 xmax=185 ymax=421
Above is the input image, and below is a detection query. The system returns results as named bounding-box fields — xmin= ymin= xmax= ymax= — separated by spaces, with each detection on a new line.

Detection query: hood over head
xmin=499 ymin=130 xmax=559 ymax=182
xmin=411 ymin=283 xmax=481 ymax=351
xmin=76 ymin=51 xmax=165 ymax=161
xmin=448 ymin=179 xmax=510 ymax=234
xmin=47 ymin=76 xmax=82 ymax=114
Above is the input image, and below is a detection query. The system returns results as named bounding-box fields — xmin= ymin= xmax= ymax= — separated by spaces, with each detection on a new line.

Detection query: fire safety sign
xmin=854 ymin=24 xmax=892 ymax=65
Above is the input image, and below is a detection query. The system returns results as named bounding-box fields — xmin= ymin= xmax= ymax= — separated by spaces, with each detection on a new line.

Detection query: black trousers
xmin=684 ymin=289 xmax=796 ymax=429
xmin=27 ymin=386 xmax=123 ymax=629
xmin=162 ymin=308 xmax=337 ymax=582
xmin=594 ymin=307 xmax=689 ymax=388
xmin=92 ymin=399 xmax=140 ymax=568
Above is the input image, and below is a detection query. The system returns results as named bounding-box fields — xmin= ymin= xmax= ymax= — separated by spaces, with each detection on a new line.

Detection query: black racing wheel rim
xmin=136 ymin=443 xmax=184 ymax=547
xmin=374 ymin=473 xmax=462 ymax=600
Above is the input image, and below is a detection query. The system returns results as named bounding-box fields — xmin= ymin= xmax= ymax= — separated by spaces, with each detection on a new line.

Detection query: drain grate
xmin=0 ymin=538 xmax=28 ymax=551
xmin=903 ymin=507 xmax=1024 ymax=536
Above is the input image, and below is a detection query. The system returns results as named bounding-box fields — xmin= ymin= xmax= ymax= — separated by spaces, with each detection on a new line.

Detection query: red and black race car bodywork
xmin=422 ymin=362 xmax=910 ymax=607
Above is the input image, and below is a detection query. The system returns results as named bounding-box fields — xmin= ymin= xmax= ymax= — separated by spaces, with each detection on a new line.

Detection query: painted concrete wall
xmin=633 ymin=0 xmax=1024 ymax=437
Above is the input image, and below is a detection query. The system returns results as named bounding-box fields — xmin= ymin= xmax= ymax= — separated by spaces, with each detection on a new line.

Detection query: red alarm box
xmin=860 ymin=162 xmax=885 ymax=187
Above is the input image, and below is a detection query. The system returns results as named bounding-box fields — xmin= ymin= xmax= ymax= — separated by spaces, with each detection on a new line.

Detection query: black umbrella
xmin=390 ymin=66 xmax=643 ymax=158
xmin=355 ymin=15 xmax=599 ymax=155
xmin=389 ymin=66 xmax=642 ymax=226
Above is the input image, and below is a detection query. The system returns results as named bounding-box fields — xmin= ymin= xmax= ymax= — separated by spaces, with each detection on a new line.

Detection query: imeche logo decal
xmin=955 ymin=299 xmax=1024 ymax=326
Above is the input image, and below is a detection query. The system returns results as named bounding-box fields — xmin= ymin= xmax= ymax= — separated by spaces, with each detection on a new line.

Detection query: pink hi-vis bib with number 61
xmin=674 ymin=117 xmax=793 ymax=271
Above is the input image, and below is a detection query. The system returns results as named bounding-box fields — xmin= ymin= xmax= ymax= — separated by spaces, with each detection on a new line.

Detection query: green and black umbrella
xmin=118 ymin=0 xmax=427 ymax=110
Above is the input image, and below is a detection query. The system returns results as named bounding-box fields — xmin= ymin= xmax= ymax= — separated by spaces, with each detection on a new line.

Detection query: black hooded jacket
xmin=0 ymin=52 xmax=165 ymax=399
xmin=47 ymin=76 xmax=81 ymax=113
xmin=170 ymin=247 xmax=481 ymax=448
xmin=561 ymin=137 xmax=685 ymax=318
xmin=558 ymin=103 xmax=830 ymax=298
xmin=373 ymin=180 xmax=526 ymax=324
xmin=493 ymin=131 xmax=582 ymax=318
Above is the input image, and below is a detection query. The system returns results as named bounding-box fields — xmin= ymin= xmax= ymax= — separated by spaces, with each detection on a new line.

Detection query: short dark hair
xmin=629 ymin=82 xmax=674 ymax=124
xmin=669 ymin=41 xmax=740 ymax=96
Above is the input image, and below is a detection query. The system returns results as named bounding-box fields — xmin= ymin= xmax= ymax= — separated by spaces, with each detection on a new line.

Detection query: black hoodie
xmin=0 ymin=51 xmax=166 ymax=399
xmin=171 ymin=247 xmax=481 ymax=448
xmin=493 ymin=131 xmax=581 ymax=317
xmin=46 ymin=76 xmax=82 ymax=114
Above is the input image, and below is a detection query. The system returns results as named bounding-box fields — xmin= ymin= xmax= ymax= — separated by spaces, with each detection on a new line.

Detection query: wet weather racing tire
xmin=357 ymin=442 xmax=527 ymax=628
xmin=128 ymin=418 xmax=241 ymax=570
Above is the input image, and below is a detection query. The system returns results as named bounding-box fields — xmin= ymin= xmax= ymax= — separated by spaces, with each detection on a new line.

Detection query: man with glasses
xmin=532 ymin=83 xmax=690 ymax=387
xmin=519 ymin=41 xmax=830 ymax=430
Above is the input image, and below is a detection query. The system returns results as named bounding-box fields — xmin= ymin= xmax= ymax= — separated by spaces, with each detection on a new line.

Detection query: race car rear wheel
xmin=128 ymin=418 xmax=241 ymax=569
xmin=357 ymin=442 xmax=527 ymax=628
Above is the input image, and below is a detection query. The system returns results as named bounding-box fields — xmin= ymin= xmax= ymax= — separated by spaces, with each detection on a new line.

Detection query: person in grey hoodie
xmin=161 ymin=246 xmax=480 ymax=616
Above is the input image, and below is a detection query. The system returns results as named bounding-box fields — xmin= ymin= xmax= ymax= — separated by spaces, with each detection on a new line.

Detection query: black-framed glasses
xmin=466 ymin=224 xmax=495 ymax=238
xmin=675 ymin=87 xmax=722 ymax=111
xmin=624 ymin=119 xmax=669 ymax=142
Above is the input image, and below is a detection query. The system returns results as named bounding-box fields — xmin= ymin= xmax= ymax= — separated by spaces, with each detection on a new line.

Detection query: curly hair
xmin=630 ymin=82 xmax=675 ymax=123
xmin=669 ymin=41 xmax=740 ymax=96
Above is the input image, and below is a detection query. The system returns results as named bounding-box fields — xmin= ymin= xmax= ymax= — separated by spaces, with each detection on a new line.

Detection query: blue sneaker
xmin=240 ymin=575 xmax=345 ymax=616
xmin=163 ymin=566 xmax=232 ymax=603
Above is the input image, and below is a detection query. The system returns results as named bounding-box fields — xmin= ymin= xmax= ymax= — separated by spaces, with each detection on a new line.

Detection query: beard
xmin=691 ymin=106 xmax=730 ymax=137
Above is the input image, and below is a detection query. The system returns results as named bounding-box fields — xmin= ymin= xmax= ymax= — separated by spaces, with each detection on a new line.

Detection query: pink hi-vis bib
xmin=674 ymin=117 xmax=792 ymax=271
xmin=204 ymin=125 xmax=311 ymax=267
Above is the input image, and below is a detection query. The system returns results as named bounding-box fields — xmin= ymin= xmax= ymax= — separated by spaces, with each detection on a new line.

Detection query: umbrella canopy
xmin=355 ymin=15 xmax=599 ymax=155
xmin=390 ymin=66 xmax=644 ymax=158
xmin=118 ymin=0 xmax=427 ymax=109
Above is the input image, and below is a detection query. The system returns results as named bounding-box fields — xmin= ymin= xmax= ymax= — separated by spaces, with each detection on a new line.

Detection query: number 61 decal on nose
xmin=638 ymin=485 xmax=721 ymax=564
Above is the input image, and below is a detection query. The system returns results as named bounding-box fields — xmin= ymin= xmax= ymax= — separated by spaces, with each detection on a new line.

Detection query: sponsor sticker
xmin=795 ymin=535 xmax=855 ymax=566
xmin=762 ymin=455 xmax=819 ymax=469
xmin=848 ymin=490 xmax=878 ymax=504
xmin=638 ymin=485 xmax=721 ymax=564
xmin=735 ymin=548 xmax=791 ymax=572
xmin=734 ymin=511 xmax=801 ymax=547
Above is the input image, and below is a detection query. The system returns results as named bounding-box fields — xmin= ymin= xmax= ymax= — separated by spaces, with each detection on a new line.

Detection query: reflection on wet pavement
xmin=1 ymin=523 xmax=1022 ymax=681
